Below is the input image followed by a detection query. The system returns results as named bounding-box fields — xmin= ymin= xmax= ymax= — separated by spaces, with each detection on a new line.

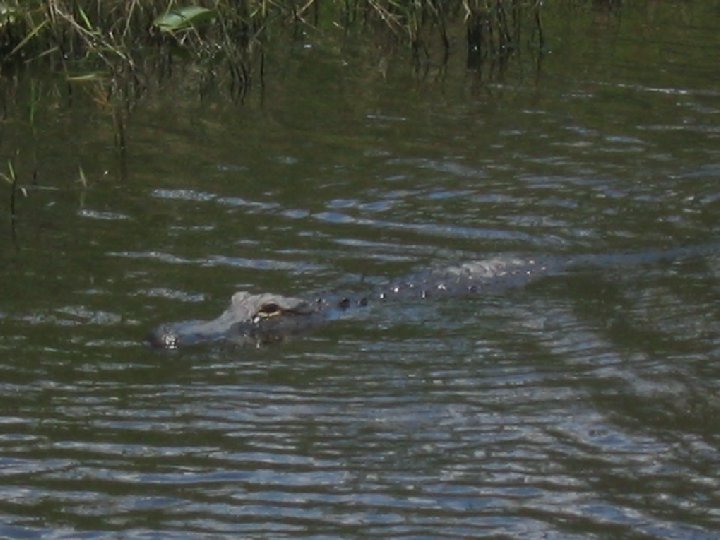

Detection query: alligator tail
xmin=567 ymin=241 xmax=719 ymax=270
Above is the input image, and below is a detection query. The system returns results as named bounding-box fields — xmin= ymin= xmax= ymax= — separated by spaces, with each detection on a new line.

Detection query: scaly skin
xmin=147 ymin=257 xmax=559 ymax=348
xmin=147 ymin=244 xmax=717 ymax=348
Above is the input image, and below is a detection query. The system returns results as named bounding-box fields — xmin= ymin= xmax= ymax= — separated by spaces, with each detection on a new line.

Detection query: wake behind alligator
xmin=147 ymin=244 xmax=717 ymax=349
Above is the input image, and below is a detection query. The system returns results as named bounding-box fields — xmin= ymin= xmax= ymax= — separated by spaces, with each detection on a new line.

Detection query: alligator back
xmin=148 ymin=243 xmax=718 ymax=348
xmin=373 ymin=256 xmax=567 ymax=302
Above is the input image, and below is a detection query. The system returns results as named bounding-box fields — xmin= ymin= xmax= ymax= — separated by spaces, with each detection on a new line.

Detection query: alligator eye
xmin=257 ymin=303 xmax=282 ymax=318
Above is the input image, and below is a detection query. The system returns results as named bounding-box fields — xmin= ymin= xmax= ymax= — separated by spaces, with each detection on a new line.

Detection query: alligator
xmin=147 ymin=244 xmax=717 ymax=349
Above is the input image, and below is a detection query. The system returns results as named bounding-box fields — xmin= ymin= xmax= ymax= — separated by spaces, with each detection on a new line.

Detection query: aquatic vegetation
xmin=0 ymin=0 xmax=549 ymax=199
xmin=0 ymin=1 xmax=546 ymax=155
xmin=0 ymin=156 xmax=25 ymax=244
xmin=0 ymin=1 xmax=543 ymax=73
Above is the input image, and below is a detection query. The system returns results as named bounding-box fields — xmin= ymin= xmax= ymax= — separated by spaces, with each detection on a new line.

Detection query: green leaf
xmin=153 ymin=6 xmax=215 ymax=33
xmin=65 ymin=72 xmax=108 ymax=83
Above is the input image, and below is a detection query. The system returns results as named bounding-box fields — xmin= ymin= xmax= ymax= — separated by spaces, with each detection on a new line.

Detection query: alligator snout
xmin=147 ymin=325 xmax=181 ymax=349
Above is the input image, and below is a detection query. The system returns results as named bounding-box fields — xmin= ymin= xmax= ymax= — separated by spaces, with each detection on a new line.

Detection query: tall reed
xmin=2 ymin=1 xmax=543 ymax=71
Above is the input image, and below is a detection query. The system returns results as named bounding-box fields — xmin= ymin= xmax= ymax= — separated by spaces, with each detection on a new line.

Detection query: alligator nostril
xmin=147 ymin=326 xmax=179 ymax=349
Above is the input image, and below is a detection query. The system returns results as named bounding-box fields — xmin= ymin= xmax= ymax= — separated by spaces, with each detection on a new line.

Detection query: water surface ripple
xmin=1 ymin=3 xmax=720 ymax=538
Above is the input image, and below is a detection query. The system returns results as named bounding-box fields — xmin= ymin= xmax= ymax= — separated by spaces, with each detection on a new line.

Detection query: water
xmin=1 ymin=2 xmax=719 ymax=537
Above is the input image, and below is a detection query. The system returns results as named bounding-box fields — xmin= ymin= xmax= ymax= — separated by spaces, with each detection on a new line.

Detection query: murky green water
xmin=1 ymin=2 xmax=719 ymax=537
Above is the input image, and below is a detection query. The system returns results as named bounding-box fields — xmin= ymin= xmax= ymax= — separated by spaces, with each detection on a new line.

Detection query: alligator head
xmin=147 ymin=291 xmax=318 ymax=349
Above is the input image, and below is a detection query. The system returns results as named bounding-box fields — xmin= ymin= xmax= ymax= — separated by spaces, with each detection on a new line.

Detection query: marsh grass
xmin=0 ymin=1 xmax=546 ymax=138
xmin=1 ymin=1 xmax=543 ymax=73
xmin=0 ymin=0 xmax=545 ymax=204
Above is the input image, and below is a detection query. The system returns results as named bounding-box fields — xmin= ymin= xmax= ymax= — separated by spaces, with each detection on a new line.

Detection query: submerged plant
xmin=464 ymin=0 xmax=543 ymax=63
xmin=1 ymin=157 xmax=25 ymax=227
